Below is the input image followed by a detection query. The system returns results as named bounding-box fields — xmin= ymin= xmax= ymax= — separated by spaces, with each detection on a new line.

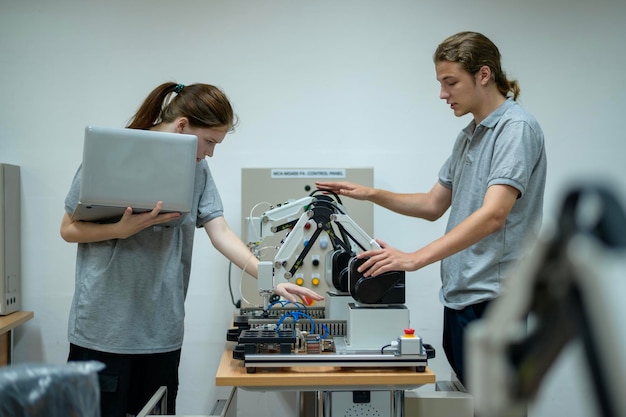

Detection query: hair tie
xmin=174 ymin=84 xmax=185 ymax=94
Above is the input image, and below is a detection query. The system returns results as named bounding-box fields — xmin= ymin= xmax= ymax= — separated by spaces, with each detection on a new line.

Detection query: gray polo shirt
xmin=65 ymin=159 xmax=223 ymax=354
xmin=438 ymin=98 xmax=546 ymax=310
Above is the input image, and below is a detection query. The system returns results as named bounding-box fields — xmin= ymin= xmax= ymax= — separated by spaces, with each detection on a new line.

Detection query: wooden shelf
xmin=0 ymin=311 xmax=34 ymax=334
xmin=215 ymin=346 xmax=435 ymax=390
xmin=0 ymin=311 xmax=34 ymax=366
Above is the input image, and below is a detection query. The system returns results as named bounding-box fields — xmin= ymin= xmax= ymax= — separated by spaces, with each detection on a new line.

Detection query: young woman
xmin=61 ymin=82 xmax=323 ymax=417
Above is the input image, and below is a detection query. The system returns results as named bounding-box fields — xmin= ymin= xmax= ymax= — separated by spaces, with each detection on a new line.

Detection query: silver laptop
xmin=71 ymin=125 xmax=198 ymax=222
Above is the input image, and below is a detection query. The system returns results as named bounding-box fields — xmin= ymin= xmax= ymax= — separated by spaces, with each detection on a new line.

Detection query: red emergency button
xmin=404 ymin=328 xmax=415 ymax=336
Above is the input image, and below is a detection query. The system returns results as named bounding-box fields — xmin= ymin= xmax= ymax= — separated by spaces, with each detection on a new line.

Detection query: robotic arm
xmin=247 ymin=191 xmax=405 ymax=307
xmin=244 ymin=196 xmax=314 ymax=308
xmin=467 ymin=185 xmax=626 ymax=417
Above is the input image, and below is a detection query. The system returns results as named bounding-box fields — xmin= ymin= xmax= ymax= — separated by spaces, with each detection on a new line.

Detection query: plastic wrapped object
xmin=0 ymin=361 xmax=104 ymax=417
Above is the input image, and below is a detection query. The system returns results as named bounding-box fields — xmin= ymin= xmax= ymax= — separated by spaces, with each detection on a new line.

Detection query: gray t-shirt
xmin=65 ymin=160 xmax=223 ymax=354
xmin=437 ymin=98 xmax=547 ymax=310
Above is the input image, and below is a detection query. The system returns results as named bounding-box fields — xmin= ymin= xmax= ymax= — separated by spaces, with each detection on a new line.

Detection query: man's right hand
xmin=314 ymin=181 xmax=372 ymax=201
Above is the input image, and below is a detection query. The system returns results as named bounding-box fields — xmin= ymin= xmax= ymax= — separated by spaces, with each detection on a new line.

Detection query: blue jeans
xmin=442 ymin=300 xmax=491 ymax=386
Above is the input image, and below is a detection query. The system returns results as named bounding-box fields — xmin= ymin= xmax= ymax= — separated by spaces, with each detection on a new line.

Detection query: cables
xmin=267 ymin=300 xmax=308 ymax=313
xmin=276 ymin=310 xmax=329 ymax=340
xmin=237 ymin=245 xmax=279 ymax=308
xmin=227 ymin=261 xmax=241 ymax=308
xmin=309 ymin=188 xmax=344 ymax=207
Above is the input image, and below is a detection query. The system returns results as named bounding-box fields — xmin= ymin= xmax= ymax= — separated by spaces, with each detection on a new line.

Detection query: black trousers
xmin=442 ymin=300 xmax=491 ymax=387
xmin=68 ymin=344 xmax=181 ymax=417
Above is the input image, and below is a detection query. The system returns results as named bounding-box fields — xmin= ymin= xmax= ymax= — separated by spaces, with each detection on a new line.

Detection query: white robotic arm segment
xmin=257 ymin=261 xmax=275 ymax=310
xmin=273 ymin=211 xmax=315 ymax=281
xmin=260 ymin=196 xmax=314 ymax=237
xmin=330 ymin=213 xmax=381 ymax=252
xmin=245 ymin=196 xmax=314 ymax=245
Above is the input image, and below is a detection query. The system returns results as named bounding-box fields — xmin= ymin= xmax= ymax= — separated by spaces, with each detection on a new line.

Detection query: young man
xmin=316 ymin=31 xmax=547 ymax=386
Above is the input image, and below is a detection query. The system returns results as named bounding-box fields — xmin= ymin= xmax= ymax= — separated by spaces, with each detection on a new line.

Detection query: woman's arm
xmin=203 ymin=216 xmax=324 ymax=303
xmin=60 ymin=202 xmax=182 ymax=243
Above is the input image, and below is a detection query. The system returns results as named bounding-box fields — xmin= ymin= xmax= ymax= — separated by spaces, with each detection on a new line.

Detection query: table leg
xmin=296 ymin=391 xmax=326 ymax=417
xmin=322 ymin=391 xmax=331 ymax=417
xmin=392 ymin=389 xmax=405 ymax=417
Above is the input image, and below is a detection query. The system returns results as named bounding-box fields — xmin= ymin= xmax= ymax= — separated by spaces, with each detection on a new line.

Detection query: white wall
xmin=1 ymin=0 xmax=625 ymax=416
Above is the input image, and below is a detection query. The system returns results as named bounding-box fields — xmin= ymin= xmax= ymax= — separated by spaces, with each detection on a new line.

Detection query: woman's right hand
xmin=115 ymin=201 xmax=181 ymax=238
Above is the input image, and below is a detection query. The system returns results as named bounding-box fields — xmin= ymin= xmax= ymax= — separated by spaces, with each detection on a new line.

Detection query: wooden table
xmin=215 ymin=346 xmax=435 ymax=416
xmin=0 ymin=311 xmax=34 ymax=366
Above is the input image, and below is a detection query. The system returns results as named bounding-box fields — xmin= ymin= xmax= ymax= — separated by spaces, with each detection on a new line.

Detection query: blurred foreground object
xmin=468 ymin=184 xmax=626 ymax=417
xmin=0 ymin=361 xmax=103 ymax=417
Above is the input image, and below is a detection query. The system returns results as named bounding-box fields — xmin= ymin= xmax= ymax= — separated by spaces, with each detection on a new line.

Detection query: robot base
xmin=346 ymin=303 xmax=410 ymax=351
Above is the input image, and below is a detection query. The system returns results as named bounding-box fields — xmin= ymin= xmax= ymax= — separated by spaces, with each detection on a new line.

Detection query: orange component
xmin=311 ymin=277 xmax=320 ymax=286
xmin=300 ymin=295 xmax=315 ymax=306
